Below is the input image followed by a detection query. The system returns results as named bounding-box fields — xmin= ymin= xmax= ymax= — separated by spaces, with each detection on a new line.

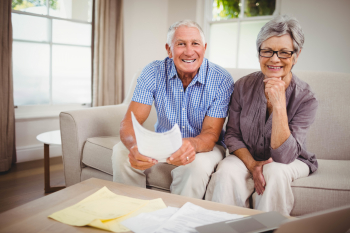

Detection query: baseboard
xmin=16 ymin=144 xmax=62 ymax=163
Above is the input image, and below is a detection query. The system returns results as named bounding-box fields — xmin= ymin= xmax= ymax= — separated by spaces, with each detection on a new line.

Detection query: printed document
xmin=131 ymin=111 xmax=182 ymax=162
xmin=121 ymin=202 xmax=244 ymax=233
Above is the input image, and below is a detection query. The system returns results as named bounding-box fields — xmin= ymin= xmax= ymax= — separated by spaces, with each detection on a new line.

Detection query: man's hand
xmin=128 ymin=145 xmax=158 ymax=170
xmin=166 ymin=138 xmax=196 ymax=166
xmin=264 ymin=77 xmax=286 ymax=109
xmin=249 ymin=158 xmax=273 ymax=195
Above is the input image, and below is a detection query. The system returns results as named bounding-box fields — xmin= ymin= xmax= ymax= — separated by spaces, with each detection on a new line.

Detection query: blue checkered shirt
xmin=132 ymin=57 xmax=234 ymax=147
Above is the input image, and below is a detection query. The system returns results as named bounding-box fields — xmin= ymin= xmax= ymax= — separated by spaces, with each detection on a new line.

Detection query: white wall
xmin=123 ymin=0 xmax=169 ymax=94
xmin=280 ymin=0 xmax=350 ymax=74
xmin=15 ymin=117 xmax=62 ymax=163
xmin=123 ymin=0 xmax=199 ymax=93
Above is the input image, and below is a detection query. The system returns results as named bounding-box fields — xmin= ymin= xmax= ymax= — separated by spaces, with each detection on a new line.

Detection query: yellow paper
xmin=90 ymin=198 xmax=167 ymax=232
xmin=49 ymin=186 xmax=166 ymax=232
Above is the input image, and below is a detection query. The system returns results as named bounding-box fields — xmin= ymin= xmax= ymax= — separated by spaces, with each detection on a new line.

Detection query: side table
xmin=36 ymin=130 xmax=65 ymax=193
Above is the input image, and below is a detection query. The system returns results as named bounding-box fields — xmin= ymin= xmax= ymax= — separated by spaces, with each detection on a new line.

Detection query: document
xmin=154 ymin=202 xmax=244 ymax=233
xmin=49 ymin=186 xmax=167 ymax=232
xmin=121 ymin=202 xmax=245 ymax=233
xmin=121 ymin=206 xmax=179 ymax=233
xmin=131 ymin=111 xmax=182 ymax=162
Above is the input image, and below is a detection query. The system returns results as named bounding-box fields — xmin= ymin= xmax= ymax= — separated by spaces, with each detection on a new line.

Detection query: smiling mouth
xmin=182 ymin=59 xmax=196 ymax=63
xmin=267 ymin=65 xmax=282 ymax=70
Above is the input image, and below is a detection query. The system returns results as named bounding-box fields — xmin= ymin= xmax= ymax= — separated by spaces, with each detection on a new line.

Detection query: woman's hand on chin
xmin=250 ymin=158 xmax=273 ymax=195
xmin=264 ymin=77 xmax=286 ymax=109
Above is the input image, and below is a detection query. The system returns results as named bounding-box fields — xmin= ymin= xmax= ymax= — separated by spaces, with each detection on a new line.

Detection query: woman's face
xmin=259 ymin=34 xmax=300 ymax=79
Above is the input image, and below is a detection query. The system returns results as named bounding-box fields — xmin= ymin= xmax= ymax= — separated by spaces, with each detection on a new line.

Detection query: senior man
xmin=112 ymin=20 xmax=234 ymax=199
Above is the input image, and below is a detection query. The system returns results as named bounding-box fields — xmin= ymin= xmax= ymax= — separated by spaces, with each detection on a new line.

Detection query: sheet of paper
xmin=49 ymin=186 xmax=166 ymax=232
xmin=90 ymin=198 xmax=167 ymax=232
xmin=121 ymin=206 xmax=179 ymax=233
xmin=131 ymin=111 xmax=182 ymax=162
xmin=154 ymin=202 xmax=245 ymax=233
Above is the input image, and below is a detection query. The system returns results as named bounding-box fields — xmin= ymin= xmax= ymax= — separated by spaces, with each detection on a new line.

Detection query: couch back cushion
xmin=126 ymin=68 xmax=350 ymax=160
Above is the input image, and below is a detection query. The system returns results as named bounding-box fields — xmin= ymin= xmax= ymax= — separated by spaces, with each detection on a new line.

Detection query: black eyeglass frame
xmin=259 ymin=49 xmax=294 ymax=59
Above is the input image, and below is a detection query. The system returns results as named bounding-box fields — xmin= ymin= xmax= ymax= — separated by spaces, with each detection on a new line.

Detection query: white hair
xmin=166 ymin=20 xmax=206 ymax=47
xmin=257 ymin=15 xmax=305 ymax=56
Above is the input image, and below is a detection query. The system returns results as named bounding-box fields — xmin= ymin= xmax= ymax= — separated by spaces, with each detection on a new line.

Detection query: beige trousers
xmin=112 ymin=141 xmax=225 ymax=199
xmin=205 ymin=155 xmax=309 ymax=216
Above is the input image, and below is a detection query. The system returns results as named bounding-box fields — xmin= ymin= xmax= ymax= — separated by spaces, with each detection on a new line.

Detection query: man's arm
xmin=167 ymin=116 xmax=225 ymax=166
xmin=120 ymin=101 xmax=157 ymax=170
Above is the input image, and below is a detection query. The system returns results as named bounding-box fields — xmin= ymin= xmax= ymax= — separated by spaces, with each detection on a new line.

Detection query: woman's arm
xmin=264 ymin=77 xmax=291 ymax=149
xmin=264 ymin=78 xmax=318 ymax=164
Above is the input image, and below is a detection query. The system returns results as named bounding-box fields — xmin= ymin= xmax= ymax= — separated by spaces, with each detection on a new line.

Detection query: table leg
xmin=44 ymin=144 xmax=65 ymax=193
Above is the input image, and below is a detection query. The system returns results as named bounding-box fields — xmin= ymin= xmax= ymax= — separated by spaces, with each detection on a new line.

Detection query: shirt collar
xmin=168 ymin=58 xmax=208 ymax=85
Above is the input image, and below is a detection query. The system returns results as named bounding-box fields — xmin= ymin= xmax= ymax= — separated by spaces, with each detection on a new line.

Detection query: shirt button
xmin=182 ymin=108 xmax=185 ymax=111
xmin=182 ymin=126 xmax=185 ymax=129
xmin=262 ymin=135 xmax=264 ymax=137
xmin=260 ymin=143 xmax=263 ymax=146
xmin=181 ymin=90 xmax=183 ymax=92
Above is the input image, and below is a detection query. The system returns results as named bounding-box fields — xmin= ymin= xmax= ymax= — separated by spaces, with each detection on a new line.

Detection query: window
xmin=12 ymin=0 xmax=92 ymax=111
xmin=205 ymin=0 xmax=278 ymax=69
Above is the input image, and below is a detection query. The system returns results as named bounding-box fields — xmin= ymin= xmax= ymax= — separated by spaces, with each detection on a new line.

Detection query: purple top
xmin=225 ymin=71 xmax=318 ymax=173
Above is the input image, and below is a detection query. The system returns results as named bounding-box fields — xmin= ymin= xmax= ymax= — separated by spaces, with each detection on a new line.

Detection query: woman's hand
xmin=250 ymin=158 xmax=273 ymax=195
xmin=264 ymin=77 xmax=286 ymax=109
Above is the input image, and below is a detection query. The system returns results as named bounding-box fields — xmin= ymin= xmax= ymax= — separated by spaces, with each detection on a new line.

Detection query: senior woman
xmin=205 ymin=15 xmax=318 ymax=216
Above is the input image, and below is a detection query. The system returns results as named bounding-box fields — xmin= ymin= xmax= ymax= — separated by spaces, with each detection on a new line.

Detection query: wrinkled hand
xmin=264 ymin=77 xmax=286 ymax=108
xmin=128 ymin=145 xmax=157 ymax=170
xmin=166 ymin=138 xmax=196 ymax=166
xmin=250 ymin=158 xmax=273 ymax=195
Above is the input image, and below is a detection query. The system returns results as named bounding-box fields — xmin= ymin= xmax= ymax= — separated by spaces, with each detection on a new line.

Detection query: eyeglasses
xmin=259 ymin=49 xmax=294 ymax=59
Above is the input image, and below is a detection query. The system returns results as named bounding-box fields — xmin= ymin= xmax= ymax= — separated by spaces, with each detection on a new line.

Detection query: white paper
xmin=121 ymin=207 xmax=179 ymax=233
xmin=154 ymin=202 xmax=244 ymax=233
xmin=131 ymin=111 xmax=182 ymax=162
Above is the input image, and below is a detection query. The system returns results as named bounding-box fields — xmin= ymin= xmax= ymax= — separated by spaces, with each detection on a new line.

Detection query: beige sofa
xmin=60 ymin=69 xmax=350 ymax=216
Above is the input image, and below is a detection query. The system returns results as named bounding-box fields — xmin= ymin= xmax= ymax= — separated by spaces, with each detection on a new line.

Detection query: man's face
xmin=166 ymin=26 xmax=207 ymax=79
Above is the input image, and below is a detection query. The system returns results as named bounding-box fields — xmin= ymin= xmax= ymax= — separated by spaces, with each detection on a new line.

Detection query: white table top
xmin=36 ymin=130 xmax=61 ymax=145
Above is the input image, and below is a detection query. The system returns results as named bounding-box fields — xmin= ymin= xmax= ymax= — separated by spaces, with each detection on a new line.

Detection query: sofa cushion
xmin=291 ymin=159 xmax=350 ymax=216
xmin=82 ymin=136 xmax=120 ymax=175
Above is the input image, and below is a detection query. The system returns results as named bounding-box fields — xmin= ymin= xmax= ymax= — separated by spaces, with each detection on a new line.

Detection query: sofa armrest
xmin=59 ymin=104 xmax=128 ymax=186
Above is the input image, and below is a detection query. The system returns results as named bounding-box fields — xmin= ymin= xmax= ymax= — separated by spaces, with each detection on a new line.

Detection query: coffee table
xmin=0 ymin=178 xmax=263 ymax=232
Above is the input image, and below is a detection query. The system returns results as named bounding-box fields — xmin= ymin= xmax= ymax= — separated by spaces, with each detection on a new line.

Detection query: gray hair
xmin=256 ymin=15 xmax=304 ymax=55
xmin=166 ymin=20 xmax=206 ymax=47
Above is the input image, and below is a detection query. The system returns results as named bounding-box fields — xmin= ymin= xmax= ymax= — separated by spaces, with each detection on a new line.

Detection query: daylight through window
xmin=12 ymin=0 xmax=92 ymax=106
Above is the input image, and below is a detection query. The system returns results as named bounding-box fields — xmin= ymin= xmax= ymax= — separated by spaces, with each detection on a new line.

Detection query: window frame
xmin=12 ymin=2 xmax=93 ymax=120
xmin=203 ymin=0 xmax=280 ymax=68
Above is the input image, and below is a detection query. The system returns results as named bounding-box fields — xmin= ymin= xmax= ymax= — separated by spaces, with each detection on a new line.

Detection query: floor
xmin=0 ymin=156 xmax=65 ymax=214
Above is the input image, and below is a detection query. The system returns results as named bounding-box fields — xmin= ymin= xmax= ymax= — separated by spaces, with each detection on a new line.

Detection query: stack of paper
xmin=49 ymin=187 xmax=167 ymax=232
xmin=121 ymin=202 xmax=245 ymax=233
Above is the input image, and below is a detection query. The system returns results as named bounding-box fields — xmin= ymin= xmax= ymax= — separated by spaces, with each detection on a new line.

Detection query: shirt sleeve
xmin=224 ymin=82 xmax=248 ymax=154
xmin=270 ymin=96 xmax=318 ymax=164
xmin=131 ymin=63 xmax=156 ymax=105
xmin=206 ymin=75 xmax=234 ymax=118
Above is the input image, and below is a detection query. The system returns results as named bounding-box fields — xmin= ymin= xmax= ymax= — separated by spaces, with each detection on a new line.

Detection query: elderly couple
xmin=112 ymin=15 xmax=318 ymax=216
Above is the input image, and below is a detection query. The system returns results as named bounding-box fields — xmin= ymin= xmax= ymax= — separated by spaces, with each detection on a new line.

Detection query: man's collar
xmin=168 ymin=58 xmax=207 ymax=85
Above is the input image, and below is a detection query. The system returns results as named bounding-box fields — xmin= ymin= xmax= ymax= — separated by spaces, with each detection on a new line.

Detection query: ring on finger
xmin=186 ymin=156 xmax=189 ymax=161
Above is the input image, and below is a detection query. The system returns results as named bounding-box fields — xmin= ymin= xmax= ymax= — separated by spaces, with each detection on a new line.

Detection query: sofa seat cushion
xmin=290 ymin=159 xmax=350 ymax=216
xmin=82 ymin=136 xmax=120 ymax=175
